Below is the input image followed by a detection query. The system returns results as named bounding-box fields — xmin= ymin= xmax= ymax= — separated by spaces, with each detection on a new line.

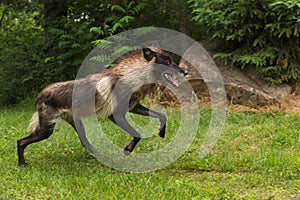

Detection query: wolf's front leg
xmin=66 ymin=118 xmax=96 ymax=155
xmin=130 ymin=104 xmax=167 ymax=138
xmin=108 ymin=114 xmax=141 ymax=155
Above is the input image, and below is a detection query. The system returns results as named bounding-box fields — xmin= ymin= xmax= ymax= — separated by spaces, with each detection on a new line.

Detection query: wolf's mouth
xmin=164 ymin=73 xmax=179 ymax=87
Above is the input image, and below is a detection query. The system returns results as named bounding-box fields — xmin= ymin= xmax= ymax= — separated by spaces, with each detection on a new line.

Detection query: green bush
xmin=0 ymin=1 xmax=148 ymax=106
xmin=132 ymin=0 xmax=202 ymax=40
xmin=190 ymin=0 xmax=300 ymax=84
xmin=0 ymin=7 xmax=45 ymax=105
xmin=44 ymin=0 xmax=149 ymax=78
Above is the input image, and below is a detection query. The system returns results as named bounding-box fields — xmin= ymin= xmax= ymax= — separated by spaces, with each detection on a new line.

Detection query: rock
xmin=177 ymin=47 xmax=292 ymax=107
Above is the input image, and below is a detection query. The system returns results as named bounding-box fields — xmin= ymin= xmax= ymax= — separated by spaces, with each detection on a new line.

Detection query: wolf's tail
xmin=28 ymin=112 xmax=39 ymax=133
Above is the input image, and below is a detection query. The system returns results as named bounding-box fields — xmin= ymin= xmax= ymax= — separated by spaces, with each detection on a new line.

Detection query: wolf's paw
xmin=123 ymin=149 xmax=132 ymax=156
xmin=18 ymin=162 xmax=28 ymax=167
xmin=158 ymin=125 xmax=166 ymax=138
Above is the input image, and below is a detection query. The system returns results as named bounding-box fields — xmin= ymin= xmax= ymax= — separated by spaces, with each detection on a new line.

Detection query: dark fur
xmin=17 ymin=47 xmax=187 ymax=166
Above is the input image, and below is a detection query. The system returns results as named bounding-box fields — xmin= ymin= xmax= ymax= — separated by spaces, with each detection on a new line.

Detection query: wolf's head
xmin=143 ymin=47 xmax=188 ymax=88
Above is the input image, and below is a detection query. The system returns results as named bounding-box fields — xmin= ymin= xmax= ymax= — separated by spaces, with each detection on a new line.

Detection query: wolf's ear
xmin=143 ymin=47 xmax=157 ymax=61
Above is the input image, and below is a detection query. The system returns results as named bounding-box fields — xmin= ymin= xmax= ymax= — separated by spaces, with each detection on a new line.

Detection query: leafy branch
xmin=190 ymin=0 xmax=300 ymax=84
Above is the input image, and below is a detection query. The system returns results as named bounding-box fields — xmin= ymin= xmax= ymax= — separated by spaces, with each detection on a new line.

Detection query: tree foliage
xmin=0 ymin=5 xmax=44 ymax=105
xmin=90 ymin=0 xmax=152 ymax=67
xmin=190 ymin=0 xmax=300 ymax=84
xmin=134 ymin=0 xmax=200 ymax=39
xmin=0 ymin=0 xmax=153 ymax=105
xmin=90 ymin=0 xmax=149 ymax=37
xmin=42 ymin=0 xmax=149 ymax=80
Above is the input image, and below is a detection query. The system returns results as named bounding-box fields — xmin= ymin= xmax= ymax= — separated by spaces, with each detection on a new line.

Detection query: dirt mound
xmin=280 ymin=94 xmax=300 ymax=114
xmin=226 ymin=93 xmax=300 ymax=114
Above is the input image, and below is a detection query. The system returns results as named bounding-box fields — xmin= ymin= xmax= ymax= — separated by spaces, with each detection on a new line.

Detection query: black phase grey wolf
xmin=17 ymin=46 xmax=188 ymax=166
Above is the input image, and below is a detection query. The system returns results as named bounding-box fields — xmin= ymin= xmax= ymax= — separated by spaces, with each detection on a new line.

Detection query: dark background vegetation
xmin=0 ymin=0 xmax=299 ymax=106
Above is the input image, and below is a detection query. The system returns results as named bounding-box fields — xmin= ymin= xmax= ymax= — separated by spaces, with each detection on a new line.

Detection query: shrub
xmin=0 ymin=1 xmax=148 ymax=106
xmin=190 ymin=0 xmax=300 ymax=84
xmin=0 ymin=7 xmax=45 ymax=105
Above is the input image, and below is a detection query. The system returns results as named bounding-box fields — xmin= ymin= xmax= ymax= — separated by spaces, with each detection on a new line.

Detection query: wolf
xmin=17 ymin=46 xmax=188 ymax=166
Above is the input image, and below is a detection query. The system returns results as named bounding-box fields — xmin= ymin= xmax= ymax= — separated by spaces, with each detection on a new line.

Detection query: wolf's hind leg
xmin=17 ymin=105 xmax=59 ymax=166
xmin=17 ymin=122 xmax=55 ymax=166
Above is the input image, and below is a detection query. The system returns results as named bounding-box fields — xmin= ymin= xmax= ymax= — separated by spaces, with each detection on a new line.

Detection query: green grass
xmin=0 ymin=99 xmax=299 ymax=199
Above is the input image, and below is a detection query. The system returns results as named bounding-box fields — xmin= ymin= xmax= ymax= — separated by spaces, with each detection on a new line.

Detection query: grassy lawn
xmin=0 ymin=99 xmax=299 ymax=199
